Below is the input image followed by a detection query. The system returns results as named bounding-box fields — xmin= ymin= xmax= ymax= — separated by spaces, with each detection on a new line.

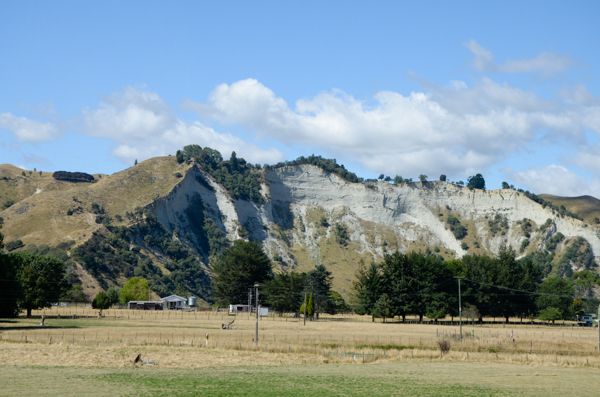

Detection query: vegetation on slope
xmin=180 ymin=145 xmax=265 ymax=203
xmin=270 ymin=154 xmax=360 ymax=183
xmin=71 ymin=209 xmax=211 ymax=299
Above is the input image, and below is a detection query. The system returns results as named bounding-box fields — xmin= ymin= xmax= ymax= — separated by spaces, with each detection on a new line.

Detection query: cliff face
xmin=3 ymin=159 xmax=599 ymax=300
xmin=151 ymin=164 xmax=600 ymax=297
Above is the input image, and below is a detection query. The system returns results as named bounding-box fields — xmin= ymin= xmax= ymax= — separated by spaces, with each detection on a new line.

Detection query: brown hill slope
xmin=538 ymin=194 xmax=600 ymax=224
xmin=0 ymin=157 xmax=190 ymax=248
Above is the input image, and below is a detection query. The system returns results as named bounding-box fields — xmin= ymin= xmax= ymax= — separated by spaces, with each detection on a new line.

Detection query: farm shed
xmin=128 ymin=301 xmax=162 ymax=310
xmin=161 ymin=295 xmax=187 ymax=310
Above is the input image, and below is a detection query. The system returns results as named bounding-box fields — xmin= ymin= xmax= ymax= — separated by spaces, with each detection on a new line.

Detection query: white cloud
xmin=0 ymin=112 xmax=59 ymax=143
xmin=183 ymin=78 xmax=599 ymax=178
xmin=82 ymin=86 xmax=284 ymax=165
xmin=504 ymin=165 xmax=600 ymax=198
xmin=464 ymin=39 xmax=575 ymax=77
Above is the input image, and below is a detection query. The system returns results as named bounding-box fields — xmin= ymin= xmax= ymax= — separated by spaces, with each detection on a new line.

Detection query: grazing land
xmin=1 ymin=308 xmax=599 ymax=396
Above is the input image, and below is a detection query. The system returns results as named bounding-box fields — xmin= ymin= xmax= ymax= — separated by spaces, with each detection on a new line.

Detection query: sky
xmin=1 ymin=1 xmax=599 ymax=197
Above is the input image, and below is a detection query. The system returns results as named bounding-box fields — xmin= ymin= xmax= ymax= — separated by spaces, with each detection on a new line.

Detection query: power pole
xmin=248 ymin=288 xmax=252 ymax=318
xmin=455 ymin=276 xmax=464 ymax=342
xmin=303 ymin=292 xmax=307 ymax=326
xmin=254 ymin=282 xmax=260 ymax=345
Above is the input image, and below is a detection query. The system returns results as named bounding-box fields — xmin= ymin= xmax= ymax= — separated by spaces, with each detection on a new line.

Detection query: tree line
xmin=353 ymin=246 xmax=599 ymax=323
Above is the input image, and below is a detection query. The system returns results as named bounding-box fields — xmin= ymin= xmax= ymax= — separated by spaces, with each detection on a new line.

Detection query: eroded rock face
xmin=147 ymin=164 xmax=600 ymax=295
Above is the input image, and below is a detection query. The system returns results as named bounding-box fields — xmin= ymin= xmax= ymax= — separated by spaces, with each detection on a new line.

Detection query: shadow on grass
xmin=0 ymin=326 xmax=82 ymax=331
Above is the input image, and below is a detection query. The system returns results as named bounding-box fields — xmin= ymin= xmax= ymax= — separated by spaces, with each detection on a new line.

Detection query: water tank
xmin=188 ymin=296 xmax=197 ymax=307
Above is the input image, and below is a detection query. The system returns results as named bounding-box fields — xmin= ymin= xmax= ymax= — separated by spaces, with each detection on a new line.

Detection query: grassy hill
xmin=538 ymin=194 xmax=600 ymax=224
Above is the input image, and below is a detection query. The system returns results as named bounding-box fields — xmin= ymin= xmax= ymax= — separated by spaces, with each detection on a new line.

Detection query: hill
xmin=538 ymin=194 xmax=600 ymax=224
xmin=2 ymin=150 xmax=600 ymax=303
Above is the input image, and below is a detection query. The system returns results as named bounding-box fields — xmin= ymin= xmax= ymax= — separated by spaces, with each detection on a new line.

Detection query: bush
xmin=5 ymin=239 xmax=24 ymax=251
xmin=461 ymin=242 xmax=469 ymax=250
xmin=437 ymin=339 xmax=451 ymax=355
xmin=447 ymin=215 xmax=467 ymax=240
xmin=174 ymin=172 xmax=183 ymax=178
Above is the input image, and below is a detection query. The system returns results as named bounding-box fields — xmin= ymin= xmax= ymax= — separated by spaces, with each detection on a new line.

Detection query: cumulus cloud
xmin=0 ymin=112 xmax=59 ymax=143
xmin=504 ymin=165 xmax=600 ymax=198
xmin=182 ymin=78 xmax=599 ymax=178
xmin=82 ymin=86 xmax=284 ymax=165
xmin=464 ymin=39 xmax=576 ymax=77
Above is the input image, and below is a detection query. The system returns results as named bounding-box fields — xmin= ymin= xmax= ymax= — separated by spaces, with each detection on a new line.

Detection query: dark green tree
xmin=211 ymin=240 xmax=272 ymax=306
xmin=263 ymin=270 xmax=307 ymax=313
xmin=467 ymin=173 xmax=485 ymax=190
xmin=439 ymin=174 xmax=446 ymax=182
xmin=419 ymin=174 xmax=428 ymax=183
xmin=501 ymin=181 xmax=510 ymax=189
xmin=0 ymin=252 xmax=21 ymax=318
xmin=305 ymin=264 xmax=334 ymax=316
xmin=372 ymin=293 xmax=394 ymax=322
xmin=378 ymin=174 xmax=384 ymax=180
xmin=106 ymin=287 xmax=120 ymax=304
xmin=11 ymin=252 xmax=68 ymax=317
xmin=92 ymin=291 xmax=112 ymax=316
xmin=393 ymin=175 xmax=403 ymax=184
xmin=176 ymin=150 xmax=184 ymax=164
xmin=537 ymin=276 xmax=575 ymax=320
xmin=134 ymin=159 xmax=138 ymax=165
xmin=352 ymin=259 xmax=381 ymax=318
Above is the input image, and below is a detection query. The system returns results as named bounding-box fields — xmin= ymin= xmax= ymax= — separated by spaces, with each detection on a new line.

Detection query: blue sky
xmin=1 ymin=1 xmax=599 ymax=196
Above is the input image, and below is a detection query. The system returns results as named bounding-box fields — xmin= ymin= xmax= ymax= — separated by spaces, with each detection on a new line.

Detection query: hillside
xmin=2 ymin=153 xmax=600 ymax=303
xmin=538 ymin=194 xmax=600 ymax=224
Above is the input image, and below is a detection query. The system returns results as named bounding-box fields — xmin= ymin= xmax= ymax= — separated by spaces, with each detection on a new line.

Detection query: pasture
xmin=1 ymin=307 xmax=599 ymax=396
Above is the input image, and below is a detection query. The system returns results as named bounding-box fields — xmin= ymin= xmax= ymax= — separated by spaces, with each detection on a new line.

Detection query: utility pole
xmin=254 ymin=282 xmax=260 ymax=345
xmin=248 ymin=288 xmax=252 ymax=318
xmin=455 ymin=277 xmax=464 ymax=342
xmin=303 ymin=292 xmax=307 ymax=326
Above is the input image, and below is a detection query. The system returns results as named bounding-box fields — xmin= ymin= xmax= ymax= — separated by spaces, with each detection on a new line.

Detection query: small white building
xmin=161 ymin=295 xmax=187 ymax=310
xmin=228 ymin=304 xmax=269 ymax=317
xmin=229 ymin=304 xmax=253 ymax=313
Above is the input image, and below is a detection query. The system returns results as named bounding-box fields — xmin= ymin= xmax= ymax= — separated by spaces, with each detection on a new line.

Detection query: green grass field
xmin=3 ymin=361 xmax=599 ymax=397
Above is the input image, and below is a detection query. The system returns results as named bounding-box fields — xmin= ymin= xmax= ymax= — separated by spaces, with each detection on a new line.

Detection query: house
xmin=578 ymin=313 xmax=597 ymax=325
xmin=161 ymin=295 xmax=187 ymax=310
xmin=128 ymin=301 xmax=162 ymax=310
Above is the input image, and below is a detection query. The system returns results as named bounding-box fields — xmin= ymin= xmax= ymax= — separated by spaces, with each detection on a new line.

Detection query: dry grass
xmin=2 ymin=307 xmax=599 ymax=371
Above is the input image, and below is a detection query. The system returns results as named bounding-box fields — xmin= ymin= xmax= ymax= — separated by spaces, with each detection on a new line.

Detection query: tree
xmin=134 ymin=159 xmax=138 ymax=165
xmin=329 ymin=291 xmax=349 ymax=313
xmin=305 ymin=264 xmax=334 ymax=315
xmin=352 ymin=259 xmax=381 ymax=318
xmin=92 ymin=291 xmax=112 ymax=316
xmin=384 ymin=176 xmax=392 ymax=182
xmin=439 ymin=174 xmax=446 ymax=182
xmin=211 ymin=240 xmax=272 ymax=306
xmin=538 ymin=307 xmax=562 ymax=324
xmin=378 ymin=174 xmax=384 ymax=180
xmin=300 ymin=291 xmax=314 ymax=318
xmin=176 ymin=150 xmax=184 ymax=164
xmin=537 ymin=276 xmax=575 ymax=320
xmin=393 ymin=175 xmax=403 ymax=184
xmin=372 ymin=293 xmax=394 ymax=322
xmin=119 ymin=277 xmax=151 ymax=304
xmin=263 ymin=270 xmax=307 ymax=313
xmin=106 ymin=287 xmax=120 ymax=304
xmin=0 ymin=252 xmax=21 ymax=318
xmin=0 ymin=224 xmax=3 ymax=249
xmin=467 ymin=174 xmax=485 ymax=190
xmin=11 ymin=252 xmax=68 ymax=317
xmin=501 ymin=181 xmax=510 ymax=189
xmin=419 ymin=174 xmax=428 ymax=183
